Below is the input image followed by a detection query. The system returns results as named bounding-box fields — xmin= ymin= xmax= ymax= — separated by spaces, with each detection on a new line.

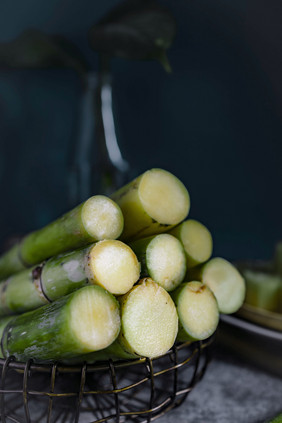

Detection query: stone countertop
xmin=156 ymin=347 xmax=282 ymax=423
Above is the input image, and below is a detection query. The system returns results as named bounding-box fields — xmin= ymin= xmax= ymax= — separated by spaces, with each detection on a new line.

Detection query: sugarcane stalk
xmin=42 ymin=239 xmax=140 ymax=299
xmin=168 ymin=219 xmax=213 ymax=268
xmin=68 ymin=278 xmax=179 ymax=363
xmin=242 ymin=268 xmax=282 ymax=312
xmin=0 ymin=195 xmax=124 ymax=279
xmin=111 ymin=168 xmax=190 ymax=241
xmin=187 ymin=258 xmax=246 ymax=314
xmin=129 ymin=234 xmax=186 ymax=291
xmin=0 ymin=265 xmax=49 ymax=316
xmin=0 ymin=240 xmax=140 ymax=316
xmin=0 ymin=285 xmax=121 ymax=362
xmin=171 ymin=281 xmax=219 ymax=342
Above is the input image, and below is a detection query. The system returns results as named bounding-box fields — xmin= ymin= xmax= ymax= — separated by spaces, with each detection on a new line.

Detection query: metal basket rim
xmin=0 ymin=339 xmax=213 ymax=374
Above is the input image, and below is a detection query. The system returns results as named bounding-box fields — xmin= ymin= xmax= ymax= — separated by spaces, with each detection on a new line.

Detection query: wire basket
xmin=0 ymin=338 xmax=213 ymax=423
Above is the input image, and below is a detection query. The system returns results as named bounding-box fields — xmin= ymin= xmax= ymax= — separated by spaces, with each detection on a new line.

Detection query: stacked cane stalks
xmin=0 ymin=168 xmax=245 ymax=363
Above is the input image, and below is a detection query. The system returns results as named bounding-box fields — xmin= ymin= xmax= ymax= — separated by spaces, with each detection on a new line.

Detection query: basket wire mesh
xmin=0 ymin=338 xmax=213 ymax=423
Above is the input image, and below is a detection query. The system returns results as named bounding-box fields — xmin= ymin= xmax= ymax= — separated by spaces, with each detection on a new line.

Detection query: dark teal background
xmin=0 ymin=0 xmax=281 ymax=261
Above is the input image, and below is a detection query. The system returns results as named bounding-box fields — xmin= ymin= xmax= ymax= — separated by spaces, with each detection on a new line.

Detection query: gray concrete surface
xmin=157 ymin=353 xmax=282 ymax=423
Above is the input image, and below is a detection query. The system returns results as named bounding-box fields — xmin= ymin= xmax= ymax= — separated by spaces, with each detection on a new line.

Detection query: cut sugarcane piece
xmin=69 ymin=278 xmax=179 ymax=363
xmin=242 ymin=269 xmax=282 ymax=312
xmin=171 ymin=281 xmax=219 ymax=342
xmin=0 ymin=285 xmax=121 ymax=362
xmin=118 ymin=278 xmax=178 ymax=358
xmin=0 ymin=195 xmax=124 ymax=279
xmin=168 ymin=219 xmax=213 ymax=268
xmin=0 ymin=240 xmax=140 ymax=316
xmin=187 ymin=258 xmax=246 ymax=314
xmin=42 ymin=239 xmax=140 ymax=299
xmin=111 ymin=168 xmax=190 ymax=241
xmin=129 ymin=234 xmax=186 ymax=291
xmin=85 ymin=240 xmax=140 ymax=296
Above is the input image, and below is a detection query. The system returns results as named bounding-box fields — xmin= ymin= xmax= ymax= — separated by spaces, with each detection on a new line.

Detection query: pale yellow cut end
xmin=203 ymin=258 xmax=246 ymax=314
xmin=88 ymin=240 xmax=140 ymax=295
xmin=70 ymin=286 xmax=120 ymax=352
xmin=138 ymin=169 xmax=190 ymax=225
xmin=122 ymin=279 xmax=178 ymax=358
xmin=178 ymin=281 xmax=219 ymax=340
xmin=181 ymin=220 xmax=213 ymax=266
xmin=81 ymin=196 xmax=124 ymax=240
xmin=147 ymin=234 xmax=186 ymax=291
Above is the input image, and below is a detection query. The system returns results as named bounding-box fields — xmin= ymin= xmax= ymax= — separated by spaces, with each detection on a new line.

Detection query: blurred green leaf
xmin=88 ymin=0 xmax=176 ymax=71
xmin=0 ymin=29 xmax=88 ymax=75
xmin=268 ymin=414 xmax=282 ymax=423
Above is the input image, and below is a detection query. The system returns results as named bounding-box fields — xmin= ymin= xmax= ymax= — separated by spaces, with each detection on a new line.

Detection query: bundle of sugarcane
xmin=0 ymin=168 xmax=246 ymax=364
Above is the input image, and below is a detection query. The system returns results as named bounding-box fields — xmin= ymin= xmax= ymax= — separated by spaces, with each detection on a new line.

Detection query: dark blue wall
xmin=0 ymin=0 xmax=281 ymax=261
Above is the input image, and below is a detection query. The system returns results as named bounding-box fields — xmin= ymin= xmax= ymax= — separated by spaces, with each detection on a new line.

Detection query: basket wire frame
xmin=0 ymin=338 xmax=213 ymax=423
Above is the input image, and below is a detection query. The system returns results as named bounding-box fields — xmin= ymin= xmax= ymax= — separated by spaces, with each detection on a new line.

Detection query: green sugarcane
xmin=67 ymin=278 xmax=179 ymax=363
xmin=0 ymin=240 xmax=140 ymax=316
xmin=267 ymin=413 xmax=282 ymax=423
xmin=0 ymin=195 xmax=124 ymax=279
xmin=242 ymin=268 xmax=282 ymax=312
xmin=168 ymin=219 xmax=213 ymax=268
xmin=187 ymin=258 xmax=246 ymax=314
xmin=111 ymin=168 xmax=190 ymax=242
xmin=0 ymin=285 xmax=121 ymax=362
xmin=129 ymin=234 xmax=186 ymax=291
xmin=171 ymin=281 xmax=219 ymax=342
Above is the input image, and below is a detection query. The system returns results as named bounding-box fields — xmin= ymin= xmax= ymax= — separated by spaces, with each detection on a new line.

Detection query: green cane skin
xmin=20 ymin=202 xmax=90 ymax=265
xmin=0 ymin=244 xmax=26 ymax=280
xmin=0 ymin=267 xmax=48 ymax=316
xmin=0 ymin=196 xmax=124 ymax=279
xmin=268 ymin=413 xmax=282 ymax=423
xmin=65 ymin=337 xmax=138 ymax=364
xmin=111 ymin=168 xmax=190 ymax=242
xmin=1 ymin=286 xmax=120 ymax=362
xmin=0 ymin=240 xmax=139 ymax=316
xmin=111 ymin=173 xmax=156 ymax=241
xmin=0 ymin=247 xmax=90 ymax=316
xmin=42 ymin=245 xmax=91 ymax=301
xmin=0 ymin=316 xmax=15 ymax=358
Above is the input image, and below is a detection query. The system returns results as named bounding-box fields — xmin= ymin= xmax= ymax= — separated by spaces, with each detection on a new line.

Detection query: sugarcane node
xmin=32 ymin=262 xmax=51 ymax=304
xmin=0 ymin=280 xmax=10 ymax=312
xmin=1 ymin=321 xmax=13 ymax=359
xmin=32 ymin=265 xmax=42 ymax=280
xmin=0 ymin=279 xmax=9 ymax=294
